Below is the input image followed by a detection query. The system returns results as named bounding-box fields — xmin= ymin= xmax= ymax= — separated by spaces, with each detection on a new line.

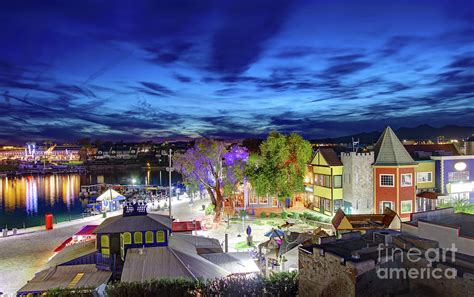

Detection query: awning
xmin=416 ymin=192 xmax=441 ymax=200
xmin=97 ymin=189 xmax=125 ymax=201
xmin=74 ymin=225 xmax=99 ymax=236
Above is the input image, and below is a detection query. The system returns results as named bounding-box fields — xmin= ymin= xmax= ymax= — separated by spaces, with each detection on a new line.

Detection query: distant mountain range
xmin=312 ymin=125 xmax=474 ymax=144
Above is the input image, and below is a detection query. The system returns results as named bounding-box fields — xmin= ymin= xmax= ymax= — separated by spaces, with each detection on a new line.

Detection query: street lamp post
xmin=168 ymin=148 xmax=172 ymax=218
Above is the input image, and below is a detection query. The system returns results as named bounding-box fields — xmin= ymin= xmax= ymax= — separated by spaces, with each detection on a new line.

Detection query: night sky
xmin=1 ymin=0 xmax=473 ymax=144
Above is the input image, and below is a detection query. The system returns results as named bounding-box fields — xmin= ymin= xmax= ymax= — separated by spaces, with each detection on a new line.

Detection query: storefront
xmin=431 ymin=155 xmax=474 ymax=203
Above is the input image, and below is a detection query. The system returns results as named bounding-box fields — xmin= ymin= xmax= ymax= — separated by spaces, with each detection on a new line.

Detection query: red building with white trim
xmin=373 ymin=127 xmax=418 ymax=220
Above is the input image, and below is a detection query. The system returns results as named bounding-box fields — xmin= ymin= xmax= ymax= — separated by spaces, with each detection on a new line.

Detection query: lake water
xmin=0 ymin=170 xmax=181 ymax=229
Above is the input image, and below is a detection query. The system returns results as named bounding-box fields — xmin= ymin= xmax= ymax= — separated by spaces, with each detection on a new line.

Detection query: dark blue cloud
xmin=0 ymin=0 xmax=473 ymax=144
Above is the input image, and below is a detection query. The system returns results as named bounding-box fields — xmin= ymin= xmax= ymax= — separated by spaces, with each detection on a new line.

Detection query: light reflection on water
xmin=0 ymin=170 xmax=181 ymax=228
xmin=0 ymin=174 xmax=82 ymax=228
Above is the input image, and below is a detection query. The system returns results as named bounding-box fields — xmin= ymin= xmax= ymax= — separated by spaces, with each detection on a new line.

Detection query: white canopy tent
xmin=96 ymin=189 xmax=125 ymax=202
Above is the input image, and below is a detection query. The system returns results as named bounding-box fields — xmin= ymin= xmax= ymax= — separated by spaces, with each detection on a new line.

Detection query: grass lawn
xmin=252 ymin=218 xmax=284 ymax=227
xmin=234 ymin=240 xmax=255 ymax=251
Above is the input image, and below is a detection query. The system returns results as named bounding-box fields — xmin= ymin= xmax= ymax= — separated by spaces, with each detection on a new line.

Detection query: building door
xmin=120 ymin=233 xmax=124 ymax=260
xmin=380 ymin=201 xmax=394 ymax=213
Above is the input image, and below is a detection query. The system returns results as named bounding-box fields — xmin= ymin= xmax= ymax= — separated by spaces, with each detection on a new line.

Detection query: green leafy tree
xmin=246 ymin=132 xmax=312 ymax=203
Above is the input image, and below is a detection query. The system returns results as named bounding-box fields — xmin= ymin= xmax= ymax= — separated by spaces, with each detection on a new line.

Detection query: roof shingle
xmin=374 ymin=127 xmax=417 ymax=166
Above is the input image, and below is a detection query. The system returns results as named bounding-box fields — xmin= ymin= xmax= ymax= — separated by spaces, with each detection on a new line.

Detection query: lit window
xmin=156 ymin=231 xmax=165 ymax=243
xmin=145 ymin=231 xmax=154 ymax=243
xmin=123 ymin=232 xmax=131 ymax=244
xmin=259 ymin=195 xmax=268 ymax=204
xmin=314 ymin=196 xmax=321 ymax=209
xmin=380 ymin=174 xmax=394 ymax=187
xmin=401 ymin=173 xmax=412 ymax=187
xmin=315 ymin=174 xmax=332 ymax=187
xmin=448 ymin=171 xmax=469 ymax=182
xmin=272 ymin=197 xmax=279 ymax=206
xmin=101 ymin=235 xmax=110 ymax=256
xmin=249 ymin=191 xmax=258 ymax=204
xmin=417 ymin=172 xmax=432 ymax=183
xmin=134 ymin=232 xmax=143 ymax=244
xmin=401 ymin=201 xmax=413 ymax=214
xmin=322 ymin=198 xmax=331 ymax=212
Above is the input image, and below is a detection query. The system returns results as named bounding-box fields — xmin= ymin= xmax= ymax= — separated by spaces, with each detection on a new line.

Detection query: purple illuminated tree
xmin=174 ymin=139 xmax=248 ymax=222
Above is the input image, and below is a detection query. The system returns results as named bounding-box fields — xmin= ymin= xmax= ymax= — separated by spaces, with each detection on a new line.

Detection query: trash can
xmin=202 ymin=205 xmax=206 ymax=211
xmin=45 ymin=214 xmax=54 ymax=230
xmin=102 ymin=212 xmax=107 ymax=218
xmin=12 ymin=228 xmax=17 ymax=236
xmin=2 ymin=229 xmax=7 ymax=237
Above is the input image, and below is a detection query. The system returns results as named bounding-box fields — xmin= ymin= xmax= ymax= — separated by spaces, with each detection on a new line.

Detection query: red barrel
xmin=45 ymin=214 xmax=54 ymax=230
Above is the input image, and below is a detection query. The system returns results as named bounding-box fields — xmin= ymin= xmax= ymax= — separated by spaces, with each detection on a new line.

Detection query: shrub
xmin=292 ymin=212 xmax=299 ymax=219
xmin=49 ymin=273 xmax=299 ymax=297
xmin=240 ymin=209 xmax=247 ymax=218
xmin=205 ymin=204 xmax=215 ymax=215
xmin=204 ymin=275 xmax=265 ymax=296
xmin=204 ymin=272 xmax=298 ymax=297
xmin=46 ymin=287 xmax=94 ymax=297
xmin=106 ymin=278 xmax=202 ymax=297
xmin=301 ymin=211 xmax=332 ymax=223
xmin=269 ymin=212 xmax=276 ymax=219
xmin=281 ymin=212 xmax=288 ymax=219
xmin=260 ymin=212 xmax=267 ymax=219
xmin=264 ymin=271 xmax=298 ymax=297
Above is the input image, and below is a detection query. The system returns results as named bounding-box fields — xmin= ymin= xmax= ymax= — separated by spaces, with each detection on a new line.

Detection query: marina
xmin=0 ymin=170 xmax=182 ymax=229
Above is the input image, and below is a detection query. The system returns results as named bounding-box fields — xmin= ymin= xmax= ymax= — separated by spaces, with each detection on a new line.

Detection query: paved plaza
xmin=0 ymin=194 xmax=323 ymax=295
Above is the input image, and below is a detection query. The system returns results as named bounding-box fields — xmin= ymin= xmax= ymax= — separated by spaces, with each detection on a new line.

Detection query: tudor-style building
xmin=373 ymin=127 xmax=418 ymax=220
xmin=311 ymin=148 xmax=344 ymax=216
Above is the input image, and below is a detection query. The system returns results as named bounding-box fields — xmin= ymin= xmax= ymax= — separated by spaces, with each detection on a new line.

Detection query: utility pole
xmin=168 ymin=148 xmax=172 ymax=218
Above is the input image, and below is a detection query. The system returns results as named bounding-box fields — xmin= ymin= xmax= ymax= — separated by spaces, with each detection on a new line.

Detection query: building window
xmin=401 ymin=173 xmax=412 ymax=187
xmin=272 ymin=197 xmax=279 ymax=207
xmin=333 ymin=175 xmax=342 ymax=188
xmin=380 ymin=174 xmax=394 ymax=187
xmin=448 ymin=171 xmax=469 ymax=182
xmin=134 ymin=232 xmax=143 ymax=244
xmin=417 ymin=172 xmax=432 ymax=183
xmin=156 ymin=231 xmax=165 ymax=243
xmin=123 ymin=232 xmax=131 ymax=245
xmin=249 ymin=192 xmax=258 ymax=204
xmin=145 ymin=231 xmax=154 ymax=244
xmin=314 ymin=196 xmax=321 ymax=209
xmin=259 ymin=195 xmax=268 ymax=204
xmin=315 ymin=174 xmax=332 ymax=187
xmin=380 ymin=201 xmax=394 ymax=213
xmin=322 ymin=198 xmax=331 ymax=212
xmin=334 ymin=199 xmax=343 ymax=212
xmin=100 ymin=235 xmax=110 ymax=256
xmin=401 ymin=201 xmax=413 ymax=214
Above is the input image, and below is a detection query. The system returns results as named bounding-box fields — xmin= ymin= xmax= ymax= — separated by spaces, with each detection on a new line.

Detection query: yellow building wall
xmin=415 ymin=161 xmax=435 ymax=189
xmin=333 ymin=188 xmax=343 ymax=199
xmin=311 ymin=151 xmax=328 ymax=166
xmin=314 ymin=185 xmax=332 ymax=199
xmin=332 ymin=166 xmax=343 ymax=175
xmin=313 ymin=166 xmax=331 ymax=175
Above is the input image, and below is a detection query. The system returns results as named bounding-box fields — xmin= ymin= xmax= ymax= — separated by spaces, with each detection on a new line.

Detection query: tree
xmin=245 ymin=132 xmax=312 ymax=203
xmin=173 ymin=139 xmax=248 ymax=222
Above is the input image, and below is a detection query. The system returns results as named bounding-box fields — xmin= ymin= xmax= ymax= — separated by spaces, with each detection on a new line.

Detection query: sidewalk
xmin=0 ymin=211 xmax=121 ymax=296
xmin=0 ymin=211 xmax=117 ymax=240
